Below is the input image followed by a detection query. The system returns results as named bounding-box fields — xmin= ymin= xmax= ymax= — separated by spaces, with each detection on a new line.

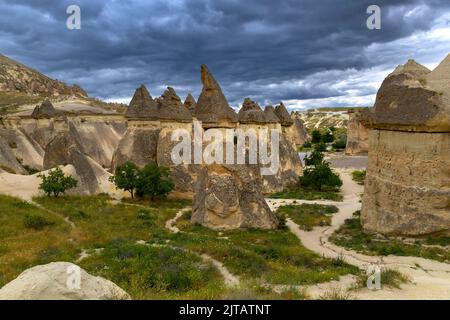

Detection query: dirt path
xmin=164 ymin=209 xmax=240 ymax=288
xmin=267 ymin=169 xmax=450 ymax=300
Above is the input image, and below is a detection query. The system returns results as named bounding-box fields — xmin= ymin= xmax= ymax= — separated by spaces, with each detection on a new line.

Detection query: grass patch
xmin=330 ymin=212 xmax=450 ymax=263
xmin=171 ymin=214 xmax=358 ymax=286
xmin=356 ymin=269 xmax=409 ymax=289
xmin=277 ymin=204 xmax=338 ymax=231
xmin=23 ymin=214 xmax=55 ymax=230
xmin=351 ymin=170 xmax=366 ymax=185
xmin=79 ymin=240 xmax=224 ymax=299
xmin=269 ymin=187 xmax=343 ymax=202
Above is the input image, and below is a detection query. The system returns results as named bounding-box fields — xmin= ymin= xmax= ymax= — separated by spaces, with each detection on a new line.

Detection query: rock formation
xmin=192 ymin=164 xmax=278 ymax=230
xmin=184 ymin=94 xmax=197 ymax=114
xmin=274 ymin=102 xmax=294 ymax=126
xmin=0 ymin=262 xmax=130 ymax=300
xmin=194 ymin=64 xmax=238 ymax=127
xmin=238 ymin=98 xmax=267 ymax=124
xmin=31 ymin=99 xmax=61 ymax=119
xmin=345 ymin=110 xmax=369 ymax=155
xmin=290 ymin=116 xmax=310 ymax=146
xmin=124 ymin=85 xmax=159 ymax=119
xmin=192 ymin=67 xmax=278 ymax=229
xmin=361 ymin=56 xmax=450 ymax=236
xmin=263 ymin=105 xmax=280 ymax=124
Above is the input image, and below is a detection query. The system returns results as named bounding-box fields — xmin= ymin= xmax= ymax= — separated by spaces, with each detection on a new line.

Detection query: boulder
xmin=0 ymin=262 xmax=130 ymax=300
xmin=192 ymin=164 xmax=278 ymax=230
xmin=361 ymin=55 xmax=450 ymax=236
xmin=194 ymin=65 xmax=238 ymax=127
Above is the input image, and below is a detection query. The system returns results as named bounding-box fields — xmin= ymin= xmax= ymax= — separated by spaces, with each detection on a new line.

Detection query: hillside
xmin=0 ymin=54 xmax=126 ymax=114
xmin=293 ymin=109 xmax=350 ymax=131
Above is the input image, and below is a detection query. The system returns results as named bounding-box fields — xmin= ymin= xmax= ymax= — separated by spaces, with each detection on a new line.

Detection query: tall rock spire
xmin=194 ymin=64 xmax=238 ymax=126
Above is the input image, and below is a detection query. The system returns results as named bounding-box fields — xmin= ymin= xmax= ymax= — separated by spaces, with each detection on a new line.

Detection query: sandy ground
xmin=267 ymin=169 xmax=450 ymax=299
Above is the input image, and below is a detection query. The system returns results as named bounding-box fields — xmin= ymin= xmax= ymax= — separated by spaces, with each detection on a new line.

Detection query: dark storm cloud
xmin=0 ymin=0 xmax=449 ymax=107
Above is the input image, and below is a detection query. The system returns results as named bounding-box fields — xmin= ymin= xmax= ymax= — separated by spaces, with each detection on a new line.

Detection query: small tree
xmin=300 ymin=162 xmax=342 ymax=191
xmin=136 ymin=162 xmax=174 ymax=201
xmin=109 ymin=162 xmax=140 ymax=198
xmin=304 ymin=149 xmax=324 ymax=166
xmin=311 ymin=130 xmax=322 ymax=144
xmin=38 ymin=167 xmax=78 ymax=197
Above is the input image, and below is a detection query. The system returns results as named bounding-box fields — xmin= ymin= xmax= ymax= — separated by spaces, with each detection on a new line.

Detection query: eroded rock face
xmin=274 ymin=102 xmax=293 ymax=127
xmin=43 ymin=125 xmax=104 ymax=194
xmin=192 ymin=164 xmax=278 ymax=230
xmin=361 ymin=130 xmax=450 ymax=236
xmin=286 ymin=117 xmax=310 ymax=146
xmin=125 ymin=85 xmax=159 ymax=119
xmin=238 ymin=98 xmax=267 ymax=124
xmin=361 ymin=56 xmax=450 ymax=236
xmin=345 ymin=110 xmax=369 ymax=155
xmin=0 ymin=262 xmax=130 ymax=300
xmin=111 ymin=126 xmax=160 ymax=170
xmin=194 ymin=65 xmax=238 ymax=127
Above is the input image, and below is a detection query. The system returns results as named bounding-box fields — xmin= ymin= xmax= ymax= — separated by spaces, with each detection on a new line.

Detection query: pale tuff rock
xmin=361 ymin=55 xmax=450 ymax=236
xmin=0 ymin=137 xmax=27 ymax=174
xmin=345 ymin=110 xmax=369 ymax=155
xmin=274 ymin=102 xmax=293 ymax=126
xmin=0 ymin=262 xmax=130 ymax=300
xmin=184 ymin=93 xmax=197 ymax=114
xmin=192 ymin=164 xmax=278 ymax=230
xmin=194 ymin=64 xmax=238 ymax=127
xmin=286 ymin=116 xmax=310 ymax=146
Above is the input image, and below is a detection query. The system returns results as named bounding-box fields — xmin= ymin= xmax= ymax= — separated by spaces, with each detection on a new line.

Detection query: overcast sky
xmin=1 ymin=0 xmax=449 ymax=110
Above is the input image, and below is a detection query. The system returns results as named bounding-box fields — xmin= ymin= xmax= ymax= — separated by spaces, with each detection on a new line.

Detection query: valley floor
xmin=0 ymin=166 xmax=449 ymax=299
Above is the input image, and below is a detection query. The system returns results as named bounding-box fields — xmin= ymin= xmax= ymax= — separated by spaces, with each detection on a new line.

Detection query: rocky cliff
xmin=345 ymin=110 xmax=369 ymax=155
xmin=361 ymin=56 xmax=450 ymax=236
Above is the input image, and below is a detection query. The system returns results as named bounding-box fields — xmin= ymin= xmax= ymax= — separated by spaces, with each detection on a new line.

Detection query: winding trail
xmin=164 ymin=208 xmax=240 ymax=288
xmin=267 ymin=169 xmax=450 ymax=299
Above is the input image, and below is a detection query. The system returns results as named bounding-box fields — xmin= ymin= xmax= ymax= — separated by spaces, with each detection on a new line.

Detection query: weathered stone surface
xmin=194 ymin=65 xmax=238 ymax=127
xmin=361 ymin=130 xmax=450 ymax=236
xmin=0 ymin=137 xmax=26 ymax=174
xmin=111 ymin=127 xmax=160 ymax=170
xmin=192 ymin=164 xmax=278 ymax=230
xmin=286 ymin=117 xmax=310 ymax=146
xmin=156 ymin=87 xmax=192 ymax=122
xmin=264 ymin=105 xmax=280 ymax=124
xmin=361 ymin=58 xmax=450 ymax=132
xmin=0 ymin=127 xmax=44 ymax=170
xmin=238 ymin=98 xmax=267 ymax=124
xmin=274 ymin=102 xmax=293 ymax=126
xmin=184 ymin=94 xmax=197 ymax=114
xmin=262 ymin=134 xmax=303 ymax=193
xmin=43 ymin=125 xmax=102 ymax=194
xmin=125 ymin=85 xmax=159 ymax=119
xmin=361 ymin=55 xmax=450 ymax=236
xmin=31 ymin=99 xmax=61 ymax=119
xmin=0 ymin=262 xmax=130 ymax=300
xmin=345 ymin=110 xmax=369 ymax=155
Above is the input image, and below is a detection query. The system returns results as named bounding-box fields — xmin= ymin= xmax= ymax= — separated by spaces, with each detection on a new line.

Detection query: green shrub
xmin=332 ymin=137 xmax=347 ymax=150
xmin=38 ymin=167 xmax=78 ymax=197
xmin=302 ymin=141 xmax=312 ymax=148
xmin=23 ymin=214 xmax=54 ymax=230
xmin=300 ymin=162 xmax=342 ymax=191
